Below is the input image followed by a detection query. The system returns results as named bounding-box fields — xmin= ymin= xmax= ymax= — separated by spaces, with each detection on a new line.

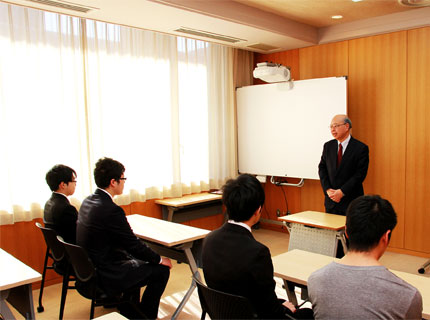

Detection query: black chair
xmin=35 ymin=222 xmax=75 ymax=319
xmin=56 ymin=236 xmax=142 ymax=319
xmin=193 ymin=275 xmax=259 ymax=320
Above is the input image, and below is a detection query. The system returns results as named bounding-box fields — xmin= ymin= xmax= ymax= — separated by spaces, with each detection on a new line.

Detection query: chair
xmin=193 ymin=275 xmax=259 ymax=320
xmin=35 ymin=222 xmax=75 ymax=319
xmin=56 ymin=236 xmax=140 ymax=319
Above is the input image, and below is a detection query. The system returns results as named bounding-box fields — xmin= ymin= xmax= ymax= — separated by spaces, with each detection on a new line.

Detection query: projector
xmin=253 ymin=62 xmax=291 ymax=83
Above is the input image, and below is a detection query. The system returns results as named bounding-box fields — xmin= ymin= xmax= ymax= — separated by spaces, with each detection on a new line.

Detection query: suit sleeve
xmin=340 ymin=143 xmax=369 ymax=196
xmin=318 ymin=143 xmax=331 ymax=193
xmin=107 ymin=207 xmax=161 ymax=264
xmin=251 ymin=246 xmax=289 ymax=319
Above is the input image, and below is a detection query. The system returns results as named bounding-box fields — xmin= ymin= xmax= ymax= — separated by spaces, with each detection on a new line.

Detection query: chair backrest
xmin=193 ymin=276 xmax=259 ymax=319
xmin=57 ymin=236 xmax=95 ymax=283
xmin=36 ymin=222 xmax=65 ymax=262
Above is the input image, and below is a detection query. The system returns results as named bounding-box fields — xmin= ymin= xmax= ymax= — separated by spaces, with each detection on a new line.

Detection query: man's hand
xmin=328 ymin=189 xmax=344 ymax=203
xmin=160 ymin=257 xmax=172 ymax=269
xmin=282 ymin=301 xmax=296 ymax=313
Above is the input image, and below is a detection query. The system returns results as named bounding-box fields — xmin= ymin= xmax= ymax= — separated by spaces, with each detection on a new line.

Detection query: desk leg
xmin=1 ymin=284 xmax=35 ymax=320
xmin=282 ymin=279 xmax=298 ymax=307
xmin=1 ymin=290 xmax=17 ymax=320
xmin=337 ymin=231 xmax=347 ymax=255
xmin=171 ymin=246 xmax=201 ymax=320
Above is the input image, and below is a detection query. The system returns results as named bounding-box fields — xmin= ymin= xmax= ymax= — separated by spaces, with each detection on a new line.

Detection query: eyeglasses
xmin=70 ymin=180 xmax=77 ymax=184
xmin=119 ymin=177 xmax=127 ymax=181
xmin=329 ymin=123 xmax=346 ymax=129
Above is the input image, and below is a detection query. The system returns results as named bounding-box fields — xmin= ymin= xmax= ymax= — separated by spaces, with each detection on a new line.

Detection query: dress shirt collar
xmin=228 ymin=220 xmax=252 ymax=233
xmin=97 ymin=188 xmax=114 ymax=201
xmin=338 ymin=134 xmax=351 ymax=153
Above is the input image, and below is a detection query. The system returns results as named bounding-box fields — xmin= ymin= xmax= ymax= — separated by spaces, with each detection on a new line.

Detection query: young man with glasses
xmin=44 ymin=164 xmax=78 ymax=244
xmin=318 ymin=114 xmax=369 ymax=216
xmin=77 ymin=157 xmax=172 ymax=319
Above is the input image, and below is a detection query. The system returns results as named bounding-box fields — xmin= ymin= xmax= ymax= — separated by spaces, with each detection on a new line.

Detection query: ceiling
xmin=2 ymin=0 xmax=430 ymax=52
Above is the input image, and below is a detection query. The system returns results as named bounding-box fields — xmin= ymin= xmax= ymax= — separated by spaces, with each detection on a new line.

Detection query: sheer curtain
xmin=0 ymin=3 xmax=236 ymax=224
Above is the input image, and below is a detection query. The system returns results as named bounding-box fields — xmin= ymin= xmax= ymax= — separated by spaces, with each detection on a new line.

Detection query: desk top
xmin=272 ymin=249 xmax=430 ymax=319
xmin=127 ymin=214 xmax=210 ymax=247
xmin=279 ymin=211 xmax=346 ymax=230
xmin=155 ymin=193 xmax=222 ymax=208
xmin=0 ymin=248 xmax=42 ymax=291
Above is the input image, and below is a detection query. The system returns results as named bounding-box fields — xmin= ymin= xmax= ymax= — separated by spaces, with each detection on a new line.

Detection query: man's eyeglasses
xmin=329 ymin=123 xmax=346 ymax=129
xmin=119 ymin=178 xmax=127 ymax=181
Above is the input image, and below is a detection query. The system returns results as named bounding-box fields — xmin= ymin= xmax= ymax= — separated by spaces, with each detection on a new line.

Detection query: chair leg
xmin=59 ymin=268 xmax=70 ymax=320
xmin=200 ymin=310 xmax=206 ymax=320
xmin=37 ymin=247 xmax=50 ymax=313
xmin=90 ymin=297 xmax=96 ymax=319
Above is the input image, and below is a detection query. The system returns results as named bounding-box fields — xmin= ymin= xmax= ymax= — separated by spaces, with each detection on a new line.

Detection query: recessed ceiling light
xmin=352 ymin=0 xmax=362 ymax=2
xmin=331 ymin=15 xmax=343 ymax=19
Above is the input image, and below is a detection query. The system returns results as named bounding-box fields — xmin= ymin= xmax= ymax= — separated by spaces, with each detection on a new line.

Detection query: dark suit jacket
xmin=76 ymin=188 xmax=160 ymax=295
xmin=44 ymin=193 xmax=78 ymax=244
xmin=202 ymin=223 xmax=289 ymax=319
xmin=318 ymin=136 xmax=369 ymax=215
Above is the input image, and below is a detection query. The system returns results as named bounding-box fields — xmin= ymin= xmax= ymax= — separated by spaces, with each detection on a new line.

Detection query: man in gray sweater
xmin=308 ymin=195 xmax=422 ymax=320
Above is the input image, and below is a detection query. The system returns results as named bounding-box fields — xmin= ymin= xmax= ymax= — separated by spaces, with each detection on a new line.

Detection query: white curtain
xmin=0 ymin=3 xmax=236 ymax=224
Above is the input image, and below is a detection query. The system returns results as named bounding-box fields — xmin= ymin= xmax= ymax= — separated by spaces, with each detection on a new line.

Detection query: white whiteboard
xmin=237 ymin=77 xmax=347 ymax=180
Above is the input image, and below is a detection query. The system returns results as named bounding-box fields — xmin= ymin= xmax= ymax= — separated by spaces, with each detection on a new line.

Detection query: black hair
xmin=94 ymin=157 xmax=125 ymax=189
xmin=346 ymin=195 xmax=397 ymax=252
xmin=221 ymin=174 xmax=265 ymax=222
xmin=45 ymin=164 xmax=76 ymax=191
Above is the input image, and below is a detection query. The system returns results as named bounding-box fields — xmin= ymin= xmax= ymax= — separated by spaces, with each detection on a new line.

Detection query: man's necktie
xmin=337 ymin=143 xmax=343 ymax=168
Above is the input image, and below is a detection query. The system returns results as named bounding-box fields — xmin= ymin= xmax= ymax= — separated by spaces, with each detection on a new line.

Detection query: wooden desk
xmin=155 ymin=193 xmax=223 ymax=222
xmin=0 ymin=248 xmax=42 ymax=320
xmin=272 ymin=249 xmax=430 ymax=319
xmin=127 ymin=214 xmax=210 ymax=320
xmin=279 ymin=211 xmax=346 ymax=256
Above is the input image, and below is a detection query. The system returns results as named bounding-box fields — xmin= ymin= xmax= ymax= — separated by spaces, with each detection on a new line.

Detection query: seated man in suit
xmin=44 ymin=164 xmax=78 ymax=244
xmin=308 ymin=195 xmax=422 ymax=319
xmin=202 ymin=174 xmax=313 ymax=319
xmin=77 ymin=157 xmax=172 ymax=319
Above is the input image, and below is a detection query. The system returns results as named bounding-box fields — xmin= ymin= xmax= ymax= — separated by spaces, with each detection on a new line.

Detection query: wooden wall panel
xmin=299 ymin=41 xmax=349 ymax=80
xmin=404 ymin=27 xmax=430 ymax=253
xmin=348 ymin=32 xmax=407 ymax=248
xmin=298 ymin=41 xmax=349 ymax=212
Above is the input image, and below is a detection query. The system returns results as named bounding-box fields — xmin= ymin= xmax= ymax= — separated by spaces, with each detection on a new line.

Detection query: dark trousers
xmin=121 ymin=263 xmax=170 ymax=319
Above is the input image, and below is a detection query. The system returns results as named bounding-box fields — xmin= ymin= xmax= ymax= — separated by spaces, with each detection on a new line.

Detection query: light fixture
xmin=331 ymin=15 xmax=343 ymax=19
xmin=253 ymin=62 xmax=291 ymax=83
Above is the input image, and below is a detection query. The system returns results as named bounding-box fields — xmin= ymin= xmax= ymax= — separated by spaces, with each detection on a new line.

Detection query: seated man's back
xmin=308 ymin=262 xmax=422 ymax=319
xmin=308 ymin=195 xmax=422 ymax=320
xmin=202 ymin=174 xmax=312 ymax=320
xmin=203 ymin=222 xmax=287 ymax=319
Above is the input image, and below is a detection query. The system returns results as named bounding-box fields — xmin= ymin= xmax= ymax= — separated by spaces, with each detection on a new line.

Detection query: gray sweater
xmin=308 ymin=262 xmax=423 ymax=320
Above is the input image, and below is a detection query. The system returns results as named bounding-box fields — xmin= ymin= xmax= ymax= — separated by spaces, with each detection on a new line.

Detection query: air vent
xmin=246 ymin=43 xmax=281 ymax=52
xmin=398 ymin=0 xmax=430 ymax=6
xmin=25 ymin=0 xmax=97 ymax=13
xmin=174 ymin=27 xmax=246 ymax=43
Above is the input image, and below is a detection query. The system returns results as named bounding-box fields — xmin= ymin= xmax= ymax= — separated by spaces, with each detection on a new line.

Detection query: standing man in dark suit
xmin=318 ymin=114 xmax=369 ymax=216
xmin=44 ymin=164 xmax=78 ymax=244
xmin=202 ymin=174 xmax=313 ymax=319
xmin=77 ymin=157 xmax=171 ymax=319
